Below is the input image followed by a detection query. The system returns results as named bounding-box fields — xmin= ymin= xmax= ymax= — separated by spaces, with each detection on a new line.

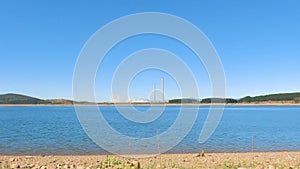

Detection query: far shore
xmin=1 ymin=102 xmax=300 ymax=107
xmin=1 ymin=151 xmax=300 ymax=168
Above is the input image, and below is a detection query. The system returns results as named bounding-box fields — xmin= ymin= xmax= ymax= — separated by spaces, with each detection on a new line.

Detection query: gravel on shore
xmin=1 ymin=152 xmax=300 ymax=169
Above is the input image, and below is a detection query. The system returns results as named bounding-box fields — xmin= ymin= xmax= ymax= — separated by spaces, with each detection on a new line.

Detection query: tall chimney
xmin=154 ymin=82 xmax=156 ymax=102
xmin=162 ymin=78 xmax=164 ymax=103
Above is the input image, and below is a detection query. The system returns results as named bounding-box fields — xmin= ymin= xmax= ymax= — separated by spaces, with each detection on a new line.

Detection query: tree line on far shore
xmin=168 ymin=92 xmax=300 ymax=104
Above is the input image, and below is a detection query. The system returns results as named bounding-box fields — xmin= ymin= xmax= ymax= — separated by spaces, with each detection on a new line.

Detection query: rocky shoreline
xmin=1 ymin=152 xmax=300 ymax=169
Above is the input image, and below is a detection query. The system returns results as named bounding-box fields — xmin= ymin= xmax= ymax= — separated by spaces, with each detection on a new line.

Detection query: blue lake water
xmin=0 ymin=106 xmax=300 ymax=155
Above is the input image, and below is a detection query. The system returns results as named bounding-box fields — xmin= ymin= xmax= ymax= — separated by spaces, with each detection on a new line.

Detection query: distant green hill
xmin=168 ymin=98 xmax=199 ymax=104
xmin=0 ymin=93 xmax=93 ymax=104
xmin=239 ymin=92 xmax=300 ymax=103
xmin=44 ymin=99 xmax=74 ymax=105
xmin=168 ymin=98 xmax=238 ymax=104
xmin=168 ymin=92 xmax=300 ymax=104
xmin=0 ymin=93 xmax=48 ymax=104
xmin=201 ymin=98 xmax=238 ymax=103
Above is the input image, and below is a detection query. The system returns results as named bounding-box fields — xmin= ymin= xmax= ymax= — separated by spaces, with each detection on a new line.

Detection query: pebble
xmin=10 ymin=164 xmax=20 ymax=168
xmin=131 ymin=161 xmax=140 ymax=169
xmin=197 ymin=150 xmax=205 ymax=157
xmin=268 ymin=165 xmax=275 ymax=169
xmin=9 ymin=158 xmax=15 ymax=162
xmin=20 ymin=165 xmax=27 ymax=168
xmin=183 ymin=159 xmax=189 ymax=162
xmin=40 ymin=166 xmax=46 ymax=169
xmin=76 ymin=166 xmax=84 ymax=169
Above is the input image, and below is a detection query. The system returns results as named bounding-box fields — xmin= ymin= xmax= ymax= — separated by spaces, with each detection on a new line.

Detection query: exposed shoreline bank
xmin=1 ymin=152 xmax=300 ymax=168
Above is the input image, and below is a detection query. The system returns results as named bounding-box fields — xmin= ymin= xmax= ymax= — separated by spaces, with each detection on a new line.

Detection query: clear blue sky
xmin=1 ymin=1 xmax=300 ymax=101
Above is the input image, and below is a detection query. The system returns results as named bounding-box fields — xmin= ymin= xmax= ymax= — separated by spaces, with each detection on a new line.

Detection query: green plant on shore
xmin=58 ymin=162 xmax=65 ymax=167
xmin=0 ymin=164 xmax=10 ymax=169
xmin=215 ymin=160 xmax=259 ymax=169
xmin=97 ymin=156 xmax=124 ymax=169
xmin=169 ymin=161 xmax=176 ymax=168
xmin=240 ymin=161 xmax=247 ymax=167
xmin=234 ymin=163 xmax=242 ymax=168
xmin=96 ymin=162 xmax=103 ymax=169
xmin=248 ymin=161 xmax=257 ymax=168
xmin=160 ymin=162 xmax=167 ymax=169
xmin=144 ymin=161 xmax=156 ymax=169
xmin=222 ymin=161 xmax=234 ymax=168
xmin=276 ymin=164 xmax=287 ymax=169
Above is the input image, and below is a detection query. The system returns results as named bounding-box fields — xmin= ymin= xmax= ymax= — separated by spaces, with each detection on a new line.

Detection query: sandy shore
xmin=1 ymin=152 xmax=300 ymax=169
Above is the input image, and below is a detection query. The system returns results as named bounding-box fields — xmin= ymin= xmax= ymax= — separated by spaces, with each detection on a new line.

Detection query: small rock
xmin=20 ymin=165 xmax=27 ymax=168
xmin=64 ymin=164 xmax=69 ymax=169
xmin=269 ymin=165 xmax=275 ymax=169
xmin=25 ymin=156 xmax=33 ymax=159
xmin=197 ymin=150 xmax=205 ymax=157
xmin=10 ymin=164 xmax=20 ymax=168
xmin=40 ymin=166 xmax=46 ymax=169
xmin=29 ymin=164 xmax=35 ymax=168
xmin=183 ymin=159 xmax=189 ymax=162
xmin=76 ymin=166 xmax=84 ymax=169
xmin=9 ymin=158 xmax=15 ymax=162
xmin=131 ymin=161 xmax=140 ymax=169
xmin=85 ymin=167 xmax=90 ymax=169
